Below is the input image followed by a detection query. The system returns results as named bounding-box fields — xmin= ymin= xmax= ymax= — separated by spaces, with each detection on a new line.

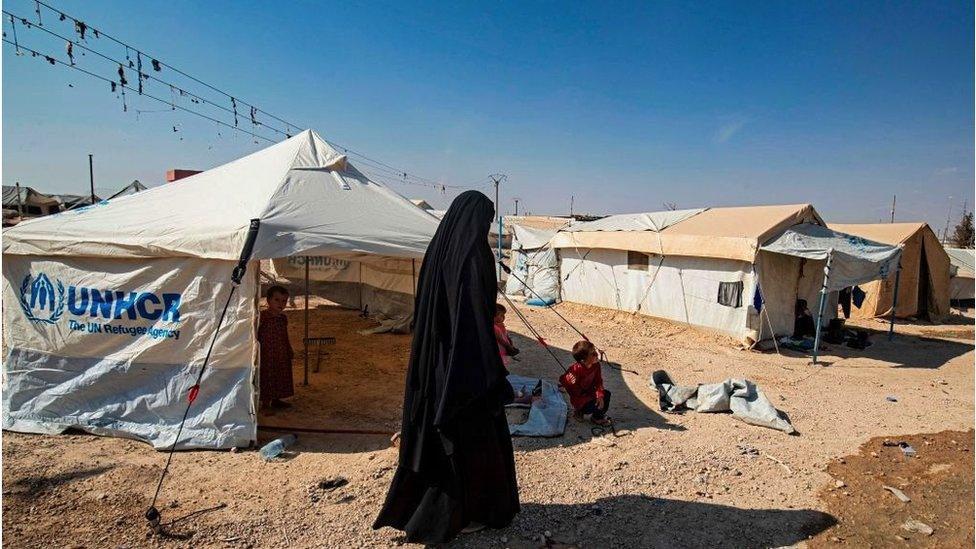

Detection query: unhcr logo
xmin=18 ymin=271 xmax=182 ymax=324
xmin=19 ymin=273 xmax=66 ymax=324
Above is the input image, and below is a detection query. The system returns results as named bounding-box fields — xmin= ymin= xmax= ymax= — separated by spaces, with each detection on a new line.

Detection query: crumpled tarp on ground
xmin=506 ymin=374 xmax=567 ymax=437
xmin=651 ymin=370 xmax=796 ymax=434
xmin=357 ymin=313 xmax=412 ymax=335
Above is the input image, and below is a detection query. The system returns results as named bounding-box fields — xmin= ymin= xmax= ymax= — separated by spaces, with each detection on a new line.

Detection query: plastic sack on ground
xmin=506 ymin=374 xmax=567 ymax=437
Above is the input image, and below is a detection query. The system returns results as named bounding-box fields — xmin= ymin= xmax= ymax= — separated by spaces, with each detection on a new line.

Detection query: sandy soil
xmin=810 ymin=429 xmax=974 ymax=548
xmin=2 ymin=301 xmax=973 ymax=548
xmin=258 ymin=300 xmax=409 ymax=434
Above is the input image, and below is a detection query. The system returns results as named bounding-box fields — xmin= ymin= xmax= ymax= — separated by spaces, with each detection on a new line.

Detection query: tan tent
xmin=550 ymin=204 xmax=901 ymax=344
xmin=827 ymin=223 xmax=950 ymax=320
xmin=551 ymin=205 xmax=828 ymax=341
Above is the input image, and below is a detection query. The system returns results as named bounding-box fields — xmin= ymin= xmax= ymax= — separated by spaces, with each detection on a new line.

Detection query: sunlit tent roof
xmin=827 ymin=223 xmax=927 ymax=246
xmin=560 ymin=209 xmax=705 ymax=233
xmin=761 ymin=223 xmax=902 ymax=290
xmin=827 ymin=222 xmax=950 ymax=318
xmin=3 ymin=130 xmax=440 ymax=261
xmin=946 ymin=247 xmax=975 ymax=278
xmin=551 ymin=204 xmax=824 ymax=262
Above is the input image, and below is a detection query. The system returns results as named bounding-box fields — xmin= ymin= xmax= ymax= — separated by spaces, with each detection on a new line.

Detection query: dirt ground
xmin=2 ymin=300 xmax=973 ymax=548
xmin=810 ymin=429 xmax=974 ymax=548
xmin=258 ymin=299 xmax=409 ymax=434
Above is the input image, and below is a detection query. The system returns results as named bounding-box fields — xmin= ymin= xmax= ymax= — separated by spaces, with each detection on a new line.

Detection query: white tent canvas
xmin=505 ymin=224 xmax=566 ymax=302
xmin=2 ymin=130 xmax=438 ymax=449
xmin=551 ymin=205 xmax=901 ymax=344
xmin=946 ymin=247 xmax=975 ymax=301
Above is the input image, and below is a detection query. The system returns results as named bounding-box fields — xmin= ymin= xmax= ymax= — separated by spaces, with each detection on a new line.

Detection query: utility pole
xmin=489 ymin=174 xmax=507 ymax=279
xmin=88 ymin=154 xmax=96 ymax=205
xmin=890 ymin=194 xmax=896 ymax=223
xmin=513 ymin=197 xmax=520 ymax=216
xmin=942 ymin=197 xmax=953 ymax=244
xmin=14 ymin=181 xmax=23 ymax=216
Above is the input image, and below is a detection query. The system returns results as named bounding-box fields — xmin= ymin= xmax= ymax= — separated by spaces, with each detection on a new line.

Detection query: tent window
xmin=628 ymin=251 xmax=650 ymax=271
xmin=24 ymin=205 xmax=42 ymax=215
xmin=717 ymin=281 xmax=743 ymax=308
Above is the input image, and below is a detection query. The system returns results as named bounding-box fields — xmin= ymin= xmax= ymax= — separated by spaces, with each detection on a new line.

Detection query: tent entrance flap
xmin=760 ymin=223 xmax=902 ymax=291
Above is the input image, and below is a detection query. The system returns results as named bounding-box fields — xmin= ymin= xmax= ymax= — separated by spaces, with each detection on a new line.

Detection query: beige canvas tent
xmin=551 ymin=204 xmax=901 ymax=344
xmin=828 ymin=223 xmax=950 ymax=320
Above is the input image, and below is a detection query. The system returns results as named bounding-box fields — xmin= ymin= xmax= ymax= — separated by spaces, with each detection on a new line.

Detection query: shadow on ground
xmin=255 ymin=428 xmax=393 ymax=454
xmin=776 ymin=324 xmax=973 ymax=369
xmin=6 ymin=464 xmax=114 ymax=496
xmin=446 ymin=494 xmax=836 ymax=548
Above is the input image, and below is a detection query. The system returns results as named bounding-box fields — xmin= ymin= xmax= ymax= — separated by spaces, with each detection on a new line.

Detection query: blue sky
xmin=3 ymin=1 xmax=973 ymax=231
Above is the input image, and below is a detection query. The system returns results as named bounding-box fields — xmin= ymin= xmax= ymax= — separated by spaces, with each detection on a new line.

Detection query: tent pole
xmin=359 ymin=262 xmax=364 ymax=310
xmin=411 ymin=259 xmax=417 ymax=294
xmin=812 ymin=251 xmax=833 ymax=365
xmin=888 ymin=263 xmax=901 ymax=340
xmin=303 ymin=257 xmax=309 ymax=387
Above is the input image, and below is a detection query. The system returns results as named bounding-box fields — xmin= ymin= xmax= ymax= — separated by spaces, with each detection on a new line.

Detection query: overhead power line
xmin=1 ymin=38 xmax=278 ymax=143
xmin=5 ymin=1 xmax=491 ymax=192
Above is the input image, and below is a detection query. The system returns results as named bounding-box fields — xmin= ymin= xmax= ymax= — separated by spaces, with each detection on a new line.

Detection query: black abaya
xmin=373 ymin=191 xmax=519 ymax=544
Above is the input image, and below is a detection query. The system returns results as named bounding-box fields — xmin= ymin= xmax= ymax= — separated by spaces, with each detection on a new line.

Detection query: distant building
xmin=2 ymin=185 xmax=60 ymax=225
xmin=2 ymin=181 xmax=148 ymax=226
xmin=166 ymin=169 xmax=202 ymax=183
xmin=107 ymin=180 xmax=148 ymax=199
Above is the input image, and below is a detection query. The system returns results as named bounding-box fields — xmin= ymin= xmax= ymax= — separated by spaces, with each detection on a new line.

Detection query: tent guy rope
xmin=145 ymin=219 xmax=261 ymax=533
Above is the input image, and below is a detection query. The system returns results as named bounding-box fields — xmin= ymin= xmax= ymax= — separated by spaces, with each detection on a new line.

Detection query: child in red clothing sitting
xmin=559 ymin=340 xmax=611 ymax=426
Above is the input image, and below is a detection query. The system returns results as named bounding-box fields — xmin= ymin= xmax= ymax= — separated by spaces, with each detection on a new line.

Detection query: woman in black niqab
xmin=373 ymin=190 xmax=519 ymax=544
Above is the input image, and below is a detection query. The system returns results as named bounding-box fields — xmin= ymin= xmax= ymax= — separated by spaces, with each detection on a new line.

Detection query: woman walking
xmin=373 ymin=191 xmax=519 ymax=544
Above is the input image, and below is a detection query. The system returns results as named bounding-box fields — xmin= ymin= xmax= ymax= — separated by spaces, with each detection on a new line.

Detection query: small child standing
xmin=258 ymin=285 xmax=295 ymax=411
xmin=559 ymin=340 xmax=611 ymax=426
xmin=494 ymin=304 xmax=520 ymax=371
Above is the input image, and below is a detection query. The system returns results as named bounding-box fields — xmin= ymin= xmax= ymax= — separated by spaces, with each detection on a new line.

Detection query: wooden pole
xmin=88 ymin=154 xmax=96 ymax=205
xmin=303 ymin=257 xmax=309 ymax=386
xmin=411 ymin=259 xmax=417 ymax=294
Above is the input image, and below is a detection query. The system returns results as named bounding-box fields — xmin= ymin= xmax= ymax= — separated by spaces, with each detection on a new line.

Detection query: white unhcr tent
xmin=2 ymin=130 xmax=438 ymax=449
xmin=504 ymin=224 xmax=568 ymax=302
xmin=550 ymin=205 xmax=901 ymax=346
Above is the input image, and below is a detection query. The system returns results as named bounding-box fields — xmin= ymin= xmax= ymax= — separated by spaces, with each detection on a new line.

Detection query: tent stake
xmin=888 ymin=263 xmax=901 ymax=341
xmin=303 ymin=257 xmax=309 ymax=387
xmin=811 ymin=250 xmax=833 ymax=365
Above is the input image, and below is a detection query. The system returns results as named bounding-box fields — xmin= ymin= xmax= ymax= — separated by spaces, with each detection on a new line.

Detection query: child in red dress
xmin=559 ymin=340 xmax=611 ymax=426
xmin=493 ymin=303 xmax=520 ymax=371
xmin=258 ymin=285 xmax=295 ymax=411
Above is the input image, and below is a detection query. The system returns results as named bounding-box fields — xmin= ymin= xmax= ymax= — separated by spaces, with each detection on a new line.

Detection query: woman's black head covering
xmin=405 ymin=190 xmax=509 ymax=432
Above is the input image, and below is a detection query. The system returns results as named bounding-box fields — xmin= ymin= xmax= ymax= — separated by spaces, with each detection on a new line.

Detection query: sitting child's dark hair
xmin=266 ymin=285 xmax=289 ymax=299
xmin=495 ymin=303 xmax=506 ymax=315
xmin=572 ymin=340 xmax=597 ymax=363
